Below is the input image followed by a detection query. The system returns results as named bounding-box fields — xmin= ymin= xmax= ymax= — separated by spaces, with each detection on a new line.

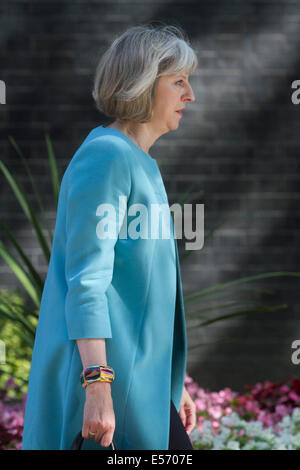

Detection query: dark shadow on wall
xmin=146 ymin=1 xmax=300 ymax=391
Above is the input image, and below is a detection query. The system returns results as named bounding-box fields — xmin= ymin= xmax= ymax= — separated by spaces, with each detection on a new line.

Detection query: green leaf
xmin=9 ymin=135 xmax=54 ymax=246
xmin=187 ymin=337 xmax=243 ymax=351
xmin=0 ymin=302 xmax=36 ymax=336
xmin=0 ymin=219 xmax=44 ymax=296
xmin=8 ymin=300 xmax=39 ymax=320
xmin=1 ymin=302 xmax=36 ymax=336
xmin=176 ymin=183 xmax=204 ymax=206
xmin=185 ymin=300 xmax=253 ymax=319
xmin=184 ymin=285 xmax=276 ymax=306
xmin=0 ymin=159 xmax=51 ymax=263
xmin=0 ymin=366 xmax=29 ymax=384
xmin=0 ymin=311 xmax=35 ymax=347
xmin=45 ymin=132 xmax=60 ymax=208
xmin=187 ymin=303 xmax=288 ymax=329
xmin=0 ymin=241 xmax=40 ymax=307
xmin=184 ymin=272 xmax=300 ymax=305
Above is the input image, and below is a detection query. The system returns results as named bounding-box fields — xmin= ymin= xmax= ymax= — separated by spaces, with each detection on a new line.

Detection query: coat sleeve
xmin=64 ymin=138 xmax=131 ymax=340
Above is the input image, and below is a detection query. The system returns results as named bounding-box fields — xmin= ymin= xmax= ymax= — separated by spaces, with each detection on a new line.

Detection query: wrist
xmin=85 ymin=380 xmax=112 ymax=393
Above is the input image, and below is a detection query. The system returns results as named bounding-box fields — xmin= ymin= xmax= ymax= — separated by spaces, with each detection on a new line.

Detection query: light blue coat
xmin=21 ymin=125 xmax=187 ymax=450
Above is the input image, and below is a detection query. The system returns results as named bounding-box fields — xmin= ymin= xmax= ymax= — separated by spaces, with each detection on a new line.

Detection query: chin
xmin=162 ymin=120 xmax=179 ymax=133
xmin=167 ymin=120 xmax=180 ymax=131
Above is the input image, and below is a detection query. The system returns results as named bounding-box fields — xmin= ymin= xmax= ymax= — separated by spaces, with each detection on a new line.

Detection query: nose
xmin=183 ymin=83 xmax=195 ymax=103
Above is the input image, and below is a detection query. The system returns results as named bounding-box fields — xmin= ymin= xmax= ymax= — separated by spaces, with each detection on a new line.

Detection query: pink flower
xmin=194 ymin=398 xmax=206 ymax=411
xmin=211 ymin=420 xmax=220 ymax=429
xmin=184 ymin=373 xmax=194 ymax=384
xmin=275 ymin=404 xmax=288 ymax=416
xmin=179 ymin=373 xmax=300 ymax=443
xmin=279 ymin=385 xmax=290 ymax=394
xmin=288 ymin=391 xmax=299 ymax=402
xmin=186 ymin=383 xmax=199 ymax=395
xmin=245 ymin=401 xmax=259 ymax=414
xmin=250 ymin=383 xmax=263 ymax=394
xmin=209 ymin=406 xmax=223 ymax=420
xmin=210 ymin=392 xmax=220 ymax=403
xmin=237 ymin=396 xmax=248 ymax=406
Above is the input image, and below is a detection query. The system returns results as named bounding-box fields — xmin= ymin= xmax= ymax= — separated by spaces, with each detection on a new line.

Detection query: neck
xmin=105 ymin=120 xmax=164 ymax=154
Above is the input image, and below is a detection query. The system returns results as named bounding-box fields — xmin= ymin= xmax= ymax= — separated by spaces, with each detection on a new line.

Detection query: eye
xmin=176 ymin=80 xmax=184 ymax=86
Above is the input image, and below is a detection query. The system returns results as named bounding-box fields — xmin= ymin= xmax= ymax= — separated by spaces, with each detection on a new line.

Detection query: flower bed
xmin=185 ymin=374 xmax=300 ymax=450
xmin=1 ymin=374 xmax=300 ymax=449
xmin=0 ymin=378 xmax=26 ymax=450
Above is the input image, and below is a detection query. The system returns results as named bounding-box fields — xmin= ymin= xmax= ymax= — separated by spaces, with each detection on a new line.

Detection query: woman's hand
xmin=82 ymin=381 xmax=115 ymax=447
xmin=178 ymin=385 xmax=197 ymax=435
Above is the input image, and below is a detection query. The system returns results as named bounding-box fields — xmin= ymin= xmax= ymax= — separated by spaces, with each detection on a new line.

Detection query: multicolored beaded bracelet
xmin=80 ymin=364 xmax=115 ymax=388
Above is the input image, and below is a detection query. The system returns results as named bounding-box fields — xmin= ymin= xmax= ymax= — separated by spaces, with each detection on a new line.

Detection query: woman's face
xmin=152 ymin=71 xmax=195 ymax=133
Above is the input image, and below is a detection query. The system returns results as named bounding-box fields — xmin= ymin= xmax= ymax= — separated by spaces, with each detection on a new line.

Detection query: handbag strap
xmin=70 ymin=431 xmax=118 ymax=450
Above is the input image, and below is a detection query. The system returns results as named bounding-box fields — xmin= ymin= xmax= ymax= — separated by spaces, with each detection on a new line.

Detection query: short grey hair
xmin=92 ymin=23 xmax=198 ymax=122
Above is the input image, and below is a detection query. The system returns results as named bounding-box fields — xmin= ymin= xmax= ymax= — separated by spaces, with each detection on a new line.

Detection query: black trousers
xmin=168 ymin=400 xmax=194 ymax=450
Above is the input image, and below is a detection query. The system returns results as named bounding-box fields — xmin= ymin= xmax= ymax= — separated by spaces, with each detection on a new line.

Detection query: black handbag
xmin=70 ymin=431 xmax=118 ymax=450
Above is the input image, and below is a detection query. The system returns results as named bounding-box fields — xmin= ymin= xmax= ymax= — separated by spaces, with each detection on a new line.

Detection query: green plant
xmin=0 ymin=289 xmax=36 ymax=397
xmin=0 ymin=134 xmax=60 ymax=385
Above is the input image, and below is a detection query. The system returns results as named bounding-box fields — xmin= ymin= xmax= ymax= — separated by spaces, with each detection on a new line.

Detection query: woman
xmin=22 ymin=23 xmax=198 ymax=450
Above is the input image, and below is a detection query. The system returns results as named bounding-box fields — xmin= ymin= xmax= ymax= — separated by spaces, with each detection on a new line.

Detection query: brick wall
xmin=0 ymin=0 xmax=299 ymax=393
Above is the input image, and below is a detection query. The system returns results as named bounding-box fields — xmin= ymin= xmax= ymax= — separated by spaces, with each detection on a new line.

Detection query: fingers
xmin=93 ymin=423 xmax=115 ymax=447
xmin=98 ymin=428 xmax=115 ymax=447
xmin=180 ymin=388 xmax=198 ymax=435
xmin=82 ymin=422 xmax=93 ymax=440
xmin=185 ymin=413 xmax=194 ymax=434
xmin=179 ymin=407 xmax=186 ymax=427
xmin=82 ymin=421 xmax=115 ymax=447
xmin=184 ymin=406 xmax=197 ymax=435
